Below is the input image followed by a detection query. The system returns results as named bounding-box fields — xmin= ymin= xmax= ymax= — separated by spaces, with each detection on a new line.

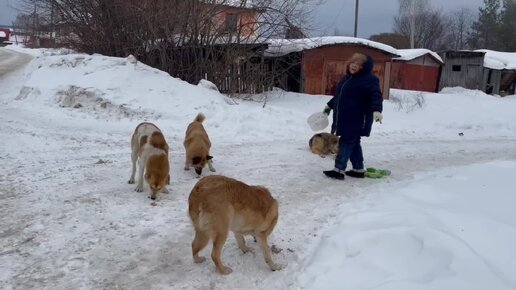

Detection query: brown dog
xmin=188 ymin=175 xmax=281 ymax=275
xmin=128 ymin=122 xmax=170 ymax=200
xmin=183 ymin=113 xmax=216 ymax=175
xmin=309 ymin=132 xmax=339 ymax=158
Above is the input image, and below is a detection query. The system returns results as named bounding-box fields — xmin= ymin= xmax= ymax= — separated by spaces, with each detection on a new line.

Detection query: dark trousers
xmin=335 ymin=136 xmax=364 ymax=171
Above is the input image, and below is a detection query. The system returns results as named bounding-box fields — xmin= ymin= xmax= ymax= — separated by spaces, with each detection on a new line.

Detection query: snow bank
xmin=299 ymin=161 xmax=516 ymax=290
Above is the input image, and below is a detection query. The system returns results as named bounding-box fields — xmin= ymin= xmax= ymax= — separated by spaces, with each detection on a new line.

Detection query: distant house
xmin=265 ymin=37 xmax=399 ymax=99
xmin=438 ymin=51 xmax=485 ymax=91
xmin=476 ymin=49 xmax=516 ymax=96
xmin=209 ymin=1 xmax=262 ymax=39
xmin=391 ymin=49 xmax=443 ymax=92
xmin=0 ymin=28 xmax=10 ymax=45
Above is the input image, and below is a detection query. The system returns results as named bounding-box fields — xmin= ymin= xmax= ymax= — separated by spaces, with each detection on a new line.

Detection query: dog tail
xmin=149 ymin=131 xmax=168 ymax=151
xmin=194 ymin=113 xmax=205 ymax=123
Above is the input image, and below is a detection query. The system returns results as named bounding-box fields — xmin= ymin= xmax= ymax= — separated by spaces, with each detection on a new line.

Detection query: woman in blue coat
xmin=323 ymin=53 xmax=383 ymax=180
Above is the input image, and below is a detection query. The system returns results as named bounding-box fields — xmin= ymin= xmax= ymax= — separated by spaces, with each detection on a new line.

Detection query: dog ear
xmin=207 ymin=155 xmax=213 ymax=160
xmin=192 ymin=157 xmax=202 ymax=165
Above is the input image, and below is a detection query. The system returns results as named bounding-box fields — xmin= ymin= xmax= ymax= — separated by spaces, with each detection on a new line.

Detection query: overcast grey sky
xmin=311 ymin=0 xmax=484 ymax=37
xmin=1 ymin=0 xmax=484 ymax=38
xmin=0 ymin=0 xmax=17 ymax=25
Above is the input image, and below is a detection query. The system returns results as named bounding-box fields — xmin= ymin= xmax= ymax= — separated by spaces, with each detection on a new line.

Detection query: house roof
xmin=475 ymin=49 xmax=516 ymax=70
xmin=440 ymin=50 xmax=485 ymax=59
xmin=264 ymin=36 xmax=399 ymax=57
xmin=395 ymin=49 xmax=443 ymax=64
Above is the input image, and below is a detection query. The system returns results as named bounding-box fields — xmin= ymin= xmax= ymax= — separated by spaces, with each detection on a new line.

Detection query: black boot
xmin=323 ymin=170 xmax=345 ymax=180
xmin=345 ymin=170 xmax=365 ymax=178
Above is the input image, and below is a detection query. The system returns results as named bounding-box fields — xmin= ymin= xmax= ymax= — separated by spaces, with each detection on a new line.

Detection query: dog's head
xmin=145 ymin=171 xmax=169 ymax=199
xmin=145 ymin=155 xmax=170 ymax=200
xmin=192 ymin=155 xmax=213 ymax=175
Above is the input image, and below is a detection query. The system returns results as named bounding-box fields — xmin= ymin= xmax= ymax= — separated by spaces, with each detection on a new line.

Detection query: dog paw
xmin=128 ymin=179 xmax=135 ymax=184
xmin=268 ymin=262 xmax=283 ymax=271
xmin=218 ymin=266 xmax=233 ymax=275
xmin=193 ymin=256 xmax=206 ymax=263
xmin=134 ymin=184 xmax=144 ymax=192
xmin=184 ymin=166 xmax=190 ymax=171
xmin=209 ymin=168 xmax=216 ymax=172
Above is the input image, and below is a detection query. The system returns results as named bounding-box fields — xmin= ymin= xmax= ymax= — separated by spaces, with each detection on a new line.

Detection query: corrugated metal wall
xmin=301 ymin=44 xmax=394 ymax=99
xmin=391 ymin=60 xmax=440 ymax=92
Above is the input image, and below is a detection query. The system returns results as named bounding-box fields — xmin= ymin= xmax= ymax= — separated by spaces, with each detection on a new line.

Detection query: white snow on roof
xmin=475 ymin=49 xmax=516 ymax=70
xmin=215 ymin=0 xmax=254 ymax=8
xmin=395 ymin=48 xmax=443 ymax=64
xmin=0 ymin=31 xmax=6 ymax=38
xmin=264 ymin=36 xmax=399 ymax=57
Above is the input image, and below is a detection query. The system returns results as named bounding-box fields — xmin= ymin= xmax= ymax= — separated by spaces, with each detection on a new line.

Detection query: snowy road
xmin=0 ymin=48 xmax=32 ymax=77
xmin=1 ymin=98 xmax=515 ymax=289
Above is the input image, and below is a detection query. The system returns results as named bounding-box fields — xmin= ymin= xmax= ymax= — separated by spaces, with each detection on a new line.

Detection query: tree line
xmin=369 ymin=0 xmax=516 ymax=51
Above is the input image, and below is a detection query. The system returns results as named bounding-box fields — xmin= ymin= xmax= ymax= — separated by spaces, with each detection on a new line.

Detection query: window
xmin=225 ymin=14 xmax=238 ymax=32
xmin=452 ymin=65 xmax=461 ymax=72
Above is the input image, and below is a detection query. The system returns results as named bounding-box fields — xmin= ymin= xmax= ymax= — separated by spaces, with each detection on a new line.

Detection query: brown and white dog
xmin=188 ymin=175 xmax=281 ymax=275
xmin=309 ymin=132 xmax=339 ymax=158
xmin=183 ymin=113 xmax=216 ymax=175
xmin=128 ymin=122 xmax=170 ymax=200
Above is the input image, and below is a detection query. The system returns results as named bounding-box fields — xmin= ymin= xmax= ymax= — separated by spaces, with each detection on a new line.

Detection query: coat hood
xmin=347 ymin=54 xmax=374 ymax=76
xmin=359 ymin=55 xmax=374 ymax=75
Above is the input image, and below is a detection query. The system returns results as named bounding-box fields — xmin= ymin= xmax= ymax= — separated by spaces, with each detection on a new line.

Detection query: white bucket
xmin=307 ymin=112 xmax=329 ymax=131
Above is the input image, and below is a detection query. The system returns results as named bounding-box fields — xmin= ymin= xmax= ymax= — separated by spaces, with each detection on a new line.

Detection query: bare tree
xmin=13 ymin=0 xmax=56 ymax=47
xmin=14 ymin=0 xmax=321 ymax=94
xmin=394 ymin=0 xmax=450 ymax=50
xmin=396 ymin=0 xmax=430 ymax=48
xmin=414 ymin=9 xmax=449 ymax=50
xmin=369 ymin=32 xmax=409 ymax=49
xmin=447 ymin=7 xmax=474 ymax=50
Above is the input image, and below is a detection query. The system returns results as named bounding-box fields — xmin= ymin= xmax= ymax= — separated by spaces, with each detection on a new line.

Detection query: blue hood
xmin=358 ymin=55 xmax=374 ymax=75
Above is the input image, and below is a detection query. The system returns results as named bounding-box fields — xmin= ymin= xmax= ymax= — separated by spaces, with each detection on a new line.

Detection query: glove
xmin=373 ymin=111 xmax=383 ymax=123
xmin=323 ymin=105 xmax=332 ymax=116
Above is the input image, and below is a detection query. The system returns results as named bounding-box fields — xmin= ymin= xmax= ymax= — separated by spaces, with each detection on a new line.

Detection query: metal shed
xmin=391 ymin=49 xmax=442 ymax=92
xmin=265 ymin=37 xmax=399 ymax=99
xmin=438 ymin=51 xmax=485 ymax=91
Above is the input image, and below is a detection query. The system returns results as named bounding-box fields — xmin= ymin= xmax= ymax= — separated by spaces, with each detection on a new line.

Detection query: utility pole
xmin=354 ymin=0 xmax=359 ymax=37
xmin=32 ymin=3 xmax=37 ymax=48
xmin=409 ymin=0 xmax=415 ymax=48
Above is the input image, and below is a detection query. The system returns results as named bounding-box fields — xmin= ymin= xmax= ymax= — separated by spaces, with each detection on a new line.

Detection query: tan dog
xmin=309 ymin=132 xmax=339 ymax=158
xmin=188 ymin=175 xmax=281 ymax=275
xmin=128 ymin=122 xmax=170 ymax=200
xmin=183 ymin=113 xmax=216 ymax=175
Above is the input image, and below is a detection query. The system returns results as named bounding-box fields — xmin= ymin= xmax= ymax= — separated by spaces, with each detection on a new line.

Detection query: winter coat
xmin=327 ymin=55 xmax=383 ymax=140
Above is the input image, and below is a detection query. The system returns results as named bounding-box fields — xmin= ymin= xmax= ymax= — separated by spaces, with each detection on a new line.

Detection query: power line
xmin=322 ymin=0 xmax=348 ymax=35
